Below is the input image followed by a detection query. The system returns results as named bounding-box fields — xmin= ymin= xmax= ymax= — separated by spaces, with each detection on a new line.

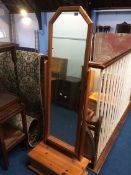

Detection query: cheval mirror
xmin=44 ymin=6 xmax=93 ymax=159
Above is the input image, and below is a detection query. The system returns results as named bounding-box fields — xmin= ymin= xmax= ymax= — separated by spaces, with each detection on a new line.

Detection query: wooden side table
xmin=0 ymin=42 xmax=28 ymax=169
xmin=0 ymin=93 xmax=28 ymax=169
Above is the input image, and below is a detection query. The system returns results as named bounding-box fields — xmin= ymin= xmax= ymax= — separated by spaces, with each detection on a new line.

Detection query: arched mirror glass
xmin=44 ymin=6 xmax=93 ymax=158
xmin=50 ymin=12 xmax=87 ymax=146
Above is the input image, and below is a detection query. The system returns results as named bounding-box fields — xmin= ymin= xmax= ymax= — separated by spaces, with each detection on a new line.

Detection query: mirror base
xmin=28 ymin=142 xmax=90 ymax=175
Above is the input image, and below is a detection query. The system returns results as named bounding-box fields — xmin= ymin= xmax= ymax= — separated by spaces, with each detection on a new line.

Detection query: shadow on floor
xmin=0 ymin=147 xmax=35 ymax=175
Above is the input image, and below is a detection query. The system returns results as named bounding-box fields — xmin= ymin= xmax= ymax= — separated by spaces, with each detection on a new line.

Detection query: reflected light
xmin=20 ymin=9 xmax=27 ymax=17
xmin=22 ymin=17 xmax=32 ymax=25
xmin=0 ymin=30 xmax=5 ymax=38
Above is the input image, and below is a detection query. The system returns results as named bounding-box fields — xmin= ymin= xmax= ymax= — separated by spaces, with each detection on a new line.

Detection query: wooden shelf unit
xmin=3 ymin=123 xmax=26 ymax=151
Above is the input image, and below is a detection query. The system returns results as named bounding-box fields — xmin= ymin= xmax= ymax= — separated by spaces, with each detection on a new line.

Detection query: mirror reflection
xmin=50 ymin=11 xmax=88 ymax=146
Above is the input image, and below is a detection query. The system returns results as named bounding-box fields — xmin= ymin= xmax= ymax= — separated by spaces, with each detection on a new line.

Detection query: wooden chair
xmin=84 ymin=108 xmax=102 ymax=168
xmin=0 ymin=92 xmax=28 ymax=169
xmin=116 ymin=21 xmax=131 ymax=33
xmin=96 ymin=25 xmax=103 ymax=32
xmin=103 ymin=26 xmax=111 ymax=33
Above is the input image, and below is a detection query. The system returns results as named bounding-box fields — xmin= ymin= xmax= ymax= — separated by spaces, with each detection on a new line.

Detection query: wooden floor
xmin=28 ymin=142 xmax=89 ymax=175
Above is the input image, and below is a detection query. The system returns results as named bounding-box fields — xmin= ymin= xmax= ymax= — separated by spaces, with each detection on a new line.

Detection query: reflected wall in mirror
xmin=44 ymin=6 xmax=93 ymax=159
xmin=50 ymin=11 xmax=88 ymax=146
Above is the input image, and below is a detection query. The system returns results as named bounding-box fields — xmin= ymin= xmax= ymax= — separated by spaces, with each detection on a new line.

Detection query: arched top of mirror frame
xmin=44 ymin=6 xmax=93 ymax=160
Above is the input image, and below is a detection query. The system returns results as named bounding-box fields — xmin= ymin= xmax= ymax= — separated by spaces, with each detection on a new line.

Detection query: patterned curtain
xmin=16 ymin=50 xmax=43 ymax=119
xmin=0 ymin=51 xmax=17 ymax=93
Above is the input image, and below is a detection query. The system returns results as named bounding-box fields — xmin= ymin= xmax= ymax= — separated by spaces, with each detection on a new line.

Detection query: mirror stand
xmin=28 ymin=6 xmax=93 ymax=175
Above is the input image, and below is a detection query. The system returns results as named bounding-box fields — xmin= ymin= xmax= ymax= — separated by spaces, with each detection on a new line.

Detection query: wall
xmin=0 ymin=3 xmax=10 ymax=42
xmin=14 ymin=13 xmax=39 ymax=48
xmin=0 ymin=4 xmax=54 ymax=52
xmin=93 ymin=10 xmax=131 ymax=32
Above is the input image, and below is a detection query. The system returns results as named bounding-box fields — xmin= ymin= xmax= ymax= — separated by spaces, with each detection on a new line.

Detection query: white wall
xmin=0 ymin=3 xmax=10 ymax=42
xmin=14 ymin=13 xmax=39 ymax=48
xmin=96 ymin=10 xmax=131 ymax=32
xmin=52 ymin=12 xmax=88 ymax=78
xmin=47 ymin=12 xmax=54 ymax=24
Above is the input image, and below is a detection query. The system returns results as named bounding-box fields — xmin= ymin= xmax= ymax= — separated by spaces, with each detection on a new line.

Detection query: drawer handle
xmin=59 ymin=92 xmax=63 ymax=96
xmin=64 ymin=96 xmax=67 ymax=99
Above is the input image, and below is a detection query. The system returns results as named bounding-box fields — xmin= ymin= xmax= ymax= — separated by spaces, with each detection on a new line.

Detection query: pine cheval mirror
xmin=43 ymin=6 xmax=93 ymax=159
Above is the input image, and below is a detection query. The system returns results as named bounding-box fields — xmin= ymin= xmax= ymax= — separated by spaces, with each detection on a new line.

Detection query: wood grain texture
xmin=89 ymin=48 xmax=131 ymax=69
xmin=28 ymin=142 xmax=89 ymax=175
xmin=0 ymin=93 xmax=19 ymax=111
xmin=0 ymin=42 xmax=17 ymax=52
xmin=3 ymin=123 xmax=26 ymax=151
xmin=47 ymin=135 xmax=75 ymax=155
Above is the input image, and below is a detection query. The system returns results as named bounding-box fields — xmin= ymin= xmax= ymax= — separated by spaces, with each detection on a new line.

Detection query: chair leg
xmin=21 ymin=105 xmax=28 ymax=149
xmin=89 ymin=156 xmax=97 ymax=169
xmin=0 ymin=125 xmax=8 ymax=170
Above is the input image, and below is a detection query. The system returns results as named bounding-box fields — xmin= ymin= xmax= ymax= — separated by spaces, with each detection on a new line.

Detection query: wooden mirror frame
xmin=43 ymin=6 xmax=93 ymax=160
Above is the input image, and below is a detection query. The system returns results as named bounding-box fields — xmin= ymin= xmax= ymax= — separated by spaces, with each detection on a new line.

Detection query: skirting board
xmin=93 ymin=101 xmax=131 ymax=174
